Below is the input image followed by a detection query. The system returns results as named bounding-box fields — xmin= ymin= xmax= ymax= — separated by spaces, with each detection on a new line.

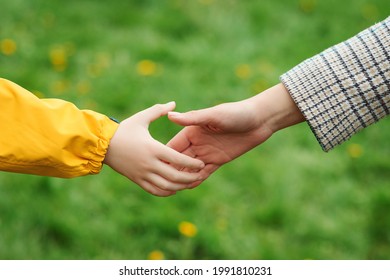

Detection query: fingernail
xmin=166 ymin=101 xmax=176 ymax=106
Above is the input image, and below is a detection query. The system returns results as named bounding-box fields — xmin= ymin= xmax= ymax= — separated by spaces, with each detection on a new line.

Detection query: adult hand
xmin=167 ymin=101 xmax=273 ymax=188
xmin=104 ymin=102 xmax=205 ymax=197
xmin=167 ymin=84 xmax=304 ymax=188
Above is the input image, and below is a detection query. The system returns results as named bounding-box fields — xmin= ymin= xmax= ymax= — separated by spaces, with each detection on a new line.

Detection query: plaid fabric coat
xmin=281 ymin=16 xmax=389 ymax=151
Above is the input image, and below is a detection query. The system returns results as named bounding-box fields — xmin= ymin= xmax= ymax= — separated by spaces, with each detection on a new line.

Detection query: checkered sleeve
xmin=280 ymin=17 xmax=390 ymax=152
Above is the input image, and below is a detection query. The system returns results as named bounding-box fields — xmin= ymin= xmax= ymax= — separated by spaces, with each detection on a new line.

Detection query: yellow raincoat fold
xmin=0 ymin=78 xmax=119 ymax=178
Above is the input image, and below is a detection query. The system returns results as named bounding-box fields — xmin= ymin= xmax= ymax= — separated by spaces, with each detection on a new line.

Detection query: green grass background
xmin=0 ymin=0 xmax=389 ymax=259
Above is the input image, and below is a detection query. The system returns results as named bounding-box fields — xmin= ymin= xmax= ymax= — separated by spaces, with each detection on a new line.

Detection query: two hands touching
xmin=104 ymin=84 xmax=305 ymax=197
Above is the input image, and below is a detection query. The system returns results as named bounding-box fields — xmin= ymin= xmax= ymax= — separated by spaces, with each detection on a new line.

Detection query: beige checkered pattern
xmin=281 ymin=17 xmax=390 ymax=151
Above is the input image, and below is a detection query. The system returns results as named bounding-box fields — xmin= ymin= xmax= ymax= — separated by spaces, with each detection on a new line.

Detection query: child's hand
xmin=104 ymin=102 xmax=205 ymax=197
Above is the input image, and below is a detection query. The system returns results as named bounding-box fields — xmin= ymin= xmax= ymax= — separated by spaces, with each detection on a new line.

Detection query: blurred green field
xmin=1 ymin=0 xmax=389 ymax=260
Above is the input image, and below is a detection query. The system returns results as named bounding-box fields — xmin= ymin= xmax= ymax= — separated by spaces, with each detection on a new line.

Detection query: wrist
xmin=250 ymin=83 xmax=305 ymax=133
xmin=103 ymin=123 xmax=121 ymax=167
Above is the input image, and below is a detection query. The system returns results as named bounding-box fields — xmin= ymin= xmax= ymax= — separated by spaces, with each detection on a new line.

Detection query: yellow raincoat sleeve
xmin=0 ymin=78 xmax=119 ymax=178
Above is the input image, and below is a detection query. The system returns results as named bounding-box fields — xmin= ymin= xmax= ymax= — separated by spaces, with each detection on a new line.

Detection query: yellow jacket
xmin=0 ymin=78 xmax=119 ymax=178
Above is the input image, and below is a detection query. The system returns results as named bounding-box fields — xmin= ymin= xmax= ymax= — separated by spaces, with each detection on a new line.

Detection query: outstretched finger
xmin=139 ymin=179 xmax=177 ymax=197
xmin=146 ymin=173 xmax=192 ymax=192
xmin=157 ymin=142 xmax=204 ymax=170
xmin=168 ymin=107 xmax=215 ymax=126
xmin=154 ymin=160 xmax=203 ymax=185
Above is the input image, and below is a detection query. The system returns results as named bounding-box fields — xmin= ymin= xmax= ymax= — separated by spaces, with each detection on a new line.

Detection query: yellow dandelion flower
xmin=49 ymin=46 xmax=68 ymax=71
xmin=299 ymin=0 xmax=316 ymax=13
xmin=1 ymin=39 xmax=17 ymax=56
xmin=137 ymin=59 xmax=157 ymax=76
xmin=148 ymin=250 xmax=165 ymax=260
xmin=347 ymin=143 xmax=363 ymax=158
xmin=179 ymin=221 xmax=198 ymax=238
xmin=235 ymin=64 xmax=251 ymax=80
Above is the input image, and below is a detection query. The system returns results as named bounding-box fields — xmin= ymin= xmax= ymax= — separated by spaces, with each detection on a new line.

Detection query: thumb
xmin=137 ymin=101 xmax=176 ymax=123
xmin=168 ymin=107 xmax=215 ymax=127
